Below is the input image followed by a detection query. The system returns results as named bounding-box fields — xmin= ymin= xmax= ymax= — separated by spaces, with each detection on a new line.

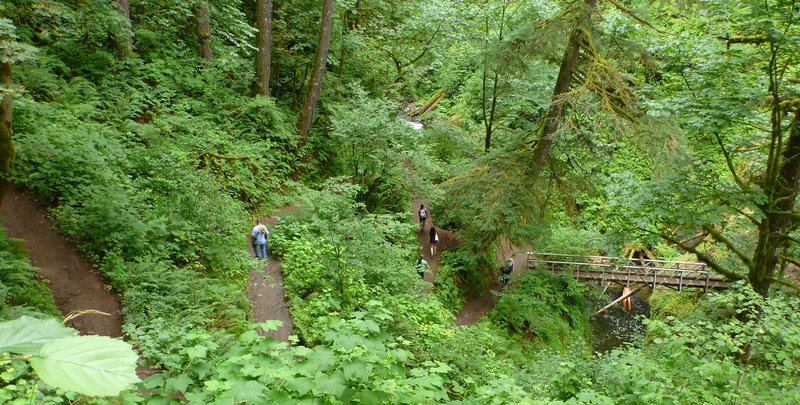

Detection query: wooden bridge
xmin=527 ymin=252 xmax=729 ymax=292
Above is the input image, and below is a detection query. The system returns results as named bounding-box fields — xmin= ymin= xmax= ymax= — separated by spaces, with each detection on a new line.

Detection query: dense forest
xmin=1 ymin=0 xmax=799 ymax=403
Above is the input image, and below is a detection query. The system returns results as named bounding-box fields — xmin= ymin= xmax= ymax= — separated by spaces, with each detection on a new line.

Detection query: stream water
xmin=590 ymin=287 xmax=650 ymax=352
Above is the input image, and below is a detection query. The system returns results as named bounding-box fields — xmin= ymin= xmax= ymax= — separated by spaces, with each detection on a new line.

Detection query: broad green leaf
xmin=285 ymin=376 xmax=314 ymax=396
xmin=0 ymin=316 xmax=76 ymax=354
xmin=229 ymin=379 xmax=267 ymax=402
xmin=313 ymin=372 xmax=346 ymax=397
xmin=29 ymin=335 xmax=139 ymax=397
xmin=342 ymin=358 xmax=370 ymax=382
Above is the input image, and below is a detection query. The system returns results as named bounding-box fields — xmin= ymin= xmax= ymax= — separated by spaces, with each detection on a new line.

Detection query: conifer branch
xmin=779 ymin=254 xmax=800 ymax=268
xmin=604 ymin=0 xmax=670 ymax=35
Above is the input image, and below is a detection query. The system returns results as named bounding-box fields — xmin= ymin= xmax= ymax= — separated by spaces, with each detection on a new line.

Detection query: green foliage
xmin=490 ymin=269 xmax=592 ymax=348
xmin=0 ymin=227 xmax=58 ymax=318
xmin=0 ymin=316 xmax=138 ymax=398
xmin=432 ymin=259 xmax=466 ymax=314
xmin=269 ymin=184 xmax=447 ymax=342
xmin=142 ymin=319 xmax=457 ymax=404
xmin=648 ymin=289 xmax=701 ymax=320
xmin=0 ymin=18 xmax=37 ymax=66
xmin=431 ymin=243 xmax=497 ymax=314
xmin=543 ymin=284 xmax=800 ymax=403
xmin=327 ymin=88 xmax=416 ymax=213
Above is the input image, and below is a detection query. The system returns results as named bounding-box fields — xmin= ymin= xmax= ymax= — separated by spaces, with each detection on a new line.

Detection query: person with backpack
xmin=501 ymin=257 xmax=514 ymax=286
xmin=250 ymin=219 xmax=269 ymax=260
xmin=416 ymin=253 xmax=429 ymax=279
xmin=418 ymin=204 xmax=428 ymax=229
xmin=429 ymin=226 xmax=439 ymax=256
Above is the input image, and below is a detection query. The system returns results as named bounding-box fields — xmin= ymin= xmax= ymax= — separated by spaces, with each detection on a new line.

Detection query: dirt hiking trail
xmin=412 ymin=199 xmax=497 ymax=325
xmin=413 ymin=199 xmax=530 ymax=326
xmin=1 ymin=184 xmax=123 ymax=337
xmin=246 ymin=206 xmax=298 ymax=342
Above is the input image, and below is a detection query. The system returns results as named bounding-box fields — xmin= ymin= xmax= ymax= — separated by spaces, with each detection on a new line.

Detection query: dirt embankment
xmin=1 ymin=184 xmax=123 ymax=337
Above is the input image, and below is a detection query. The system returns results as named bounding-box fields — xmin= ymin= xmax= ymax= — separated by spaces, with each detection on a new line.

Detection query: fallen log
xmin=591 ymin=284 xmax=645 ymax=317
xmin=410 ymin=89 xmax=443 ymax=116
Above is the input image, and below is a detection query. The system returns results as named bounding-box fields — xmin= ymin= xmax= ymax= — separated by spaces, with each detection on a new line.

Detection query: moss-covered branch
xmin=653 ymin=228 xmax=746 ymax=281
xmin=702 ymin=224 xmax=755 ymax=271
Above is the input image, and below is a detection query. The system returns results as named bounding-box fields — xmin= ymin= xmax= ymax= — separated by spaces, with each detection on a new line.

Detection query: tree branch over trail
xmin=702 ymin=224 xmax=755 ymax=271
xmin=653 ymin=229 xmax=746 ymax=281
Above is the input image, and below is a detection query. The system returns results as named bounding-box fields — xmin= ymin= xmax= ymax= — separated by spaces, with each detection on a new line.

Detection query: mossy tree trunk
xmin=116 ymin=0 xmax=133 ymax=59
xmin=751 ymin=106 xmax=800 ymax=296
xmin=296 ymin=0 xmax=335 ymax=148
xmin=532 ymin=0 xmax=596 ymax=169
xmin=255 ymin=0 xmax=272 ymax=97
xmin=196 ymin=1 xmax=212 ymax=63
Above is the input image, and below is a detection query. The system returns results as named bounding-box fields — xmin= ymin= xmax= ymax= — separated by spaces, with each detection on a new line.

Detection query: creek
xmin=589 ymin=287 xmax=650 ymax=353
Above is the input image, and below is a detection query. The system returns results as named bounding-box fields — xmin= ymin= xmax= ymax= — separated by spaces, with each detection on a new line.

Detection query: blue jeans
xmin=254 ymin=242 xmax=267 ymax=259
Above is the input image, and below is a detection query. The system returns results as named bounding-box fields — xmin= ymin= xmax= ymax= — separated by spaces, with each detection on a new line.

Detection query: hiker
xmin=429 ymin=227 xmax=439 ymax=256
xmin=418 ymin=204 xmax=428 ymax=229
xmin=250 ymin=219 xmax=269 ymax=260
xmin=416 ymin=254 xmax=429 ymax=279
xmin=501 ymin=257 xmax=514 ymax=286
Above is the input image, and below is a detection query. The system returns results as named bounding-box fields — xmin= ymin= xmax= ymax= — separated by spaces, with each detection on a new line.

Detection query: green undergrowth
xmin=8 ymin=50 xmax=292 ymax=371
xmin=0 ymin=226 xmax=58 ymax=319
xmin=490 ymin=269 xmax=593 ymax=349
xmin=648 ymin=288 xmax=703 ymax=320
xmin=546 ymin=284 xmax=800 ymax=403
xmin=434 ymin=243 xmax=496 ymax=314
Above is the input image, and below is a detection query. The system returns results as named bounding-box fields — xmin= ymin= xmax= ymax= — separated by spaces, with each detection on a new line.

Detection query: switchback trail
xmin=0 ymin=184 xmax=123 ymax=337
xmin=412 ymin=199 xmax=498 ymax=326
xmin=412 ymin=199 xmax=530 ymax=326
xmin=246 ymin=205 xmax=298 ymax=342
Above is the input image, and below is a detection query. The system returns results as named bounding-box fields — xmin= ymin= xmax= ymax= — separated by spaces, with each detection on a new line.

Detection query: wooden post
xmin=591 ymin=285 xmax=645 ymax=317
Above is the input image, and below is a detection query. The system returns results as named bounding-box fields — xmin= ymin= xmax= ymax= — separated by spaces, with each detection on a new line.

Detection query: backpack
xmin=419 ymin=208 xmax=427 ymax=220
xmin=257 ymin=225 xmax=268 ymax=235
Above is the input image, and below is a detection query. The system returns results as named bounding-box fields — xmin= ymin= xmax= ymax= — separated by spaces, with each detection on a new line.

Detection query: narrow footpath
xmin=246 ymin=206 xmax=297 ymax=342
xmin=1 ymin=184 xmax=123 ymax=337
xmin=412 ymin=199 xmax=504 ymax=326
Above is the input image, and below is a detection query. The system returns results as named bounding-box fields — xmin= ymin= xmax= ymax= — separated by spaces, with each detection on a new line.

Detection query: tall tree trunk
xmin=483 ymin=71 xmax=499 ymax=152
xmin=117 ymin=0 xmax=133 ymax=59
xmin=0 ymin=62 xmax=13 ymax=209
xmin=255 ymin=0 xmax=272 ymax=97
xmin=482 ymin=5 xmax=506 ymax=152
xmin=531 ymin=0 xmax=596 ymax=168
xmin=196 ymin=2 xmax=212 ymax=63
xmin=296 ymin=0 xmax=335 ymax=148
xmin=752 ymin=107 xmax=800 ymax=296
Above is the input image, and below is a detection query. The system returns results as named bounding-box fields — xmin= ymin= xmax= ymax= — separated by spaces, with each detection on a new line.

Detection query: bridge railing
xmin=526 ymin=252 xmax=728 ymax=292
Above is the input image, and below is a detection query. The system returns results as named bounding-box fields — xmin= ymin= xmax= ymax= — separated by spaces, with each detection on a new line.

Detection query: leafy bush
xmin=545 ymin=284 xmax=800 ymax=403
xmin=490 ymin=269 xmax=592 ymax=349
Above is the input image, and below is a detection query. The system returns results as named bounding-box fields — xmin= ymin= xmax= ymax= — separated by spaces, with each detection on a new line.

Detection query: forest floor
xmin=1 ymin=184 xmax=124 ymax=337
xmin=246 ymin=206 xmax=298 ymax=342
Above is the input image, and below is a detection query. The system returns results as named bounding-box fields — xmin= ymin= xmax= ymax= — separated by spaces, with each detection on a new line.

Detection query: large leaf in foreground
xmin=29 ymin=335 xmax=139 ymax=396
xmin=0 ymin=316 xmax=75 ymax=354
